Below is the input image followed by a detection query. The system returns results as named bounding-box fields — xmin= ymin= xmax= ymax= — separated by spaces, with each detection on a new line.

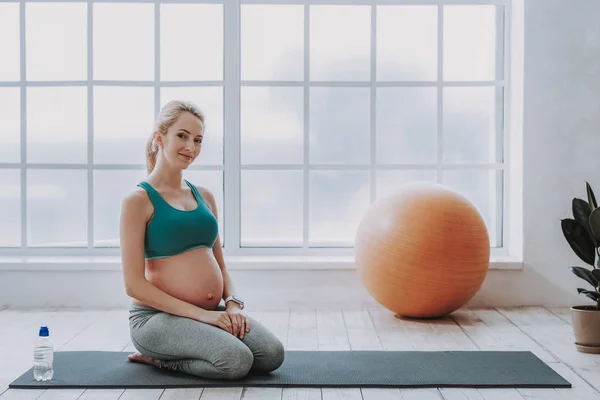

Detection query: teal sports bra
xmin=137 ymin=179 xmax=219 ymax=260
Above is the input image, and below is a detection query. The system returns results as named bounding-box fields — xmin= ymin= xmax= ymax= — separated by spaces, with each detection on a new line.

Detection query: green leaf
xmin=589 ymin=207 xmax=600 ymax=245
xmin=592 ymin=269 xmax=600 ymax=283
xmin=571 ymin=266 xmax=599 ymax=287
xmin=561 ymin=218 xmax=596 ymax=266
xmin=577 ymin=288 xmax=600 ymax=302
xmin=586 ymin=181 xmax=598 ymax=210
xmin=573 ymin=198 xmax=593 ymax=233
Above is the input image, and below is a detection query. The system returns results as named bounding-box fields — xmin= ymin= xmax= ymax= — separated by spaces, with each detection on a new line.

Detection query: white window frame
xmin=0 ymin=0 xmax=513 ymax=262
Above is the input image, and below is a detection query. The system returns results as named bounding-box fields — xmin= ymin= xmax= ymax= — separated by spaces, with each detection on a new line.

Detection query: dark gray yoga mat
xmin=9 ymin=350 xmax=571 ymax=389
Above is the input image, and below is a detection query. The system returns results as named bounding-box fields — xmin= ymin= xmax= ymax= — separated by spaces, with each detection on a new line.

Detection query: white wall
xmin=440 ymin=0 xmax=598 ymax=309
xmin=496 ymin=0 xmax=600 ymax=307
xmin=1 ymin=0 xmax=600 ymax=310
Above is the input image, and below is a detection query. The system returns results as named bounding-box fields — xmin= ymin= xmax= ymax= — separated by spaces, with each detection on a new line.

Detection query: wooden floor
xmin=1 ymin=305 xmax=599 ymax=400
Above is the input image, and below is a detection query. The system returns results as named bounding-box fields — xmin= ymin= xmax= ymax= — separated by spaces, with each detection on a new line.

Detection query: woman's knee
xmin=256 ymin=338 xmax=285 ymax=372
xmin=268 ymin=339 xmax=285 ymax=370
xmin=218 ymin=344 xmax=254 ymax=380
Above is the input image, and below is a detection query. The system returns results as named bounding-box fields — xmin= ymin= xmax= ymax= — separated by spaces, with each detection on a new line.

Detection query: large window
xmin=0 ymin=0 xmax=511 ymax=258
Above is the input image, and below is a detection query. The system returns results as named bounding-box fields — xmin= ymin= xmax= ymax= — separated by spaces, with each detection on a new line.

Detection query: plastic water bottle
xmin=33 ymin=326 xmax=54 ymax=381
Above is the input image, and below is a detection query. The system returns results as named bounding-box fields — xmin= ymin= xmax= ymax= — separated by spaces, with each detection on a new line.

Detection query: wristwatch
xmin=224 ymin=295 xmax=244 ymax=310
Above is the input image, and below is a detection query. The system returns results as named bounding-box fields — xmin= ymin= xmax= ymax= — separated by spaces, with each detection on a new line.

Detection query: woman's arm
xmin=198 ymin=187 xmax=239 ymax=309
xmin=119 ymin=191 xmax=210 ymax=321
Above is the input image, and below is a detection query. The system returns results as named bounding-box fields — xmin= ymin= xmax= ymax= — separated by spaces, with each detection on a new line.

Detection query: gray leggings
xmin=129 ymin=303 xmax=285 ymax=380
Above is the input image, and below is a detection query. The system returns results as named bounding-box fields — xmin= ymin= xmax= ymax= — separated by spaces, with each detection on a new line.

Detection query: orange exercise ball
xmin=354 ymin=182 xmax=490 ymax=319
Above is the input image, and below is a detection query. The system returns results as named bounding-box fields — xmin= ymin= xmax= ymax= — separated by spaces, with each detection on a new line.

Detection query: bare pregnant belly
xmin=135 ymin=247 xmax=224 ymax=310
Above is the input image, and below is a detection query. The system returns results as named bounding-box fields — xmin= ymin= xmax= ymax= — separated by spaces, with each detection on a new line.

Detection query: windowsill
xmin=0 ymin=255 xmax=523 ymax=271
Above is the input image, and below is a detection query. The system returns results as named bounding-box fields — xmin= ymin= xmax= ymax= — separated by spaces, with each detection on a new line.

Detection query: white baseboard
xmin=0 ymin=262 xmax=581 ymax=310
xmin=0 ymin=255 xmax=523 ymax=271
xmin=0 ymin=269 xmax=379 ymax=310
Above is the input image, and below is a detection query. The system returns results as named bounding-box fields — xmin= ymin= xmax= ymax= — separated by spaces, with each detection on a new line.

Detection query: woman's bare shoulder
xmin=192 ymin=184 xmax=217 ymax=210
xmin=121 ymin=187 xmax=153 ymax=216
xmin=123 ymin=187 xmax=150 ymax=203
xmin=194 ymin=184 xmax=214 ymax=199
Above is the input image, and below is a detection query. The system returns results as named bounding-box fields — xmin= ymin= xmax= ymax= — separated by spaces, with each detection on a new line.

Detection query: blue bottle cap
xmin=39 ymin=326 xmax=49 ymax=337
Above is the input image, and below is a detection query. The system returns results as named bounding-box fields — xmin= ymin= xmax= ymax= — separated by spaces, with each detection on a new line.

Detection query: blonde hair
xmin=146 ymin=100 xmax=205 ymax=174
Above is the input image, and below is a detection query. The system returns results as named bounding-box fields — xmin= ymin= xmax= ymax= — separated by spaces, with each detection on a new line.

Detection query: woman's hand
xmin=226 ymin=305 xmax=250 ymax=339
xmin=197 ymin=310 xmax=234 ymax=335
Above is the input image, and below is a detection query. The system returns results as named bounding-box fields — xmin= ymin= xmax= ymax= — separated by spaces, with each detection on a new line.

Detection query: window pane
xmin=443 ymin=169 xmax=501 ymax=247
xmin=26 ymin=3 xmax=87 ymax=81
xmin=309 ymin=170 xmax=369 ymax=247
xmin=310 ymin=87 xmax=369 ymax=164
xmin=377 ymin=88 xmax=437 ymax=165
xmin=161 ymin=4 xmax=223 ymax=81
xmin=241 ymin=5 xmax=303 ymax=81
xmin=310 ymin=5 xmax=370 ymax=81
xmin=443 ymin=87 xmax=497 ymax=164
xmin=27 ymin=170 xmax=87 ymax=247
xmin=27 ymin=87 xmax=87 ymax=164
xmin=183 ymin=170 xmax=224 ymax=246
xmin=444 ymin=5 xmax=496 ymax=81
xmin=93 ymin=169 xmax=146 ymax=247
xmin=0 ymin=170 xmax=21 ymax=247
xmin=160 ymin=87 xmax=223 ymax=165
xmin=94 ymin=87 xmax=154 ymax=164
xmin=241 ymin=170 xmax=303 ymax=247
xmin=0 ymin=88 xmax=20 ymax=163
xmin=376 ymin=170 xmax=437 ymax=200
xmin=241 ymin=87 xmax=303 ymax=165
xmin=94 ymin=4 xmax=154 ymax=81
xmin=0 ymin=3 xmax=20 ymax=81
xmin=377 ymin=6 xmax=437 ymax=81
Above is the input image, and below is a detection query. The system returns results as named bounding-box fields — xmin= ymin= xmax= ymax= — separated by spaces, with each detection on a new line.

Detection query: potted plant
xmin=561 ymin=181 xmax=600 ymax=354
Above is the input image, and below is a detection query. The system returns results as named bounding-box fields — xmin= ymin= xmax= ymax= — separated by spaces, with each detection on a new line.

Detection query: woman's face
xmin=158 ymin=112 xmax=204 ymax=168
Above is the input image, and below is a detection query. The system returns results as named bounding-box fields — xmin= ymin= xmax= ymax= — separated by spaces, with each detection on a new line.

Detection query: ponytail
xmin=145 ymin=134 xmax=158 ymax=174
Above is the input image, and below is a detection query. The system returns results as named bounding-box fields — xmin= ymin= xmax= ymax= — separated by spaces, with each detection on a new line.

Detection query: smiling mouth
xmin=179 ymin=154 xmax=192 ymax=161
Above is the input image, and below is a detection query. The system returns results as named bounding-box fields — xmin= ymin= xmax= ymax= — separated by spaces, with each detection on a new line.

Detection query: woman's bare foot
xmin=128 ymin=352 xmax=162 ymax=368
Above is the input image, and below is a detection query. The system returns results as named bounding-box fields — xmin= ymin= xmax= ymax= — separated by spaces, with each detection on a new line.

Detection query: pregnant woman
xmin=119 ymin=100 xmax=284 ymax=379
